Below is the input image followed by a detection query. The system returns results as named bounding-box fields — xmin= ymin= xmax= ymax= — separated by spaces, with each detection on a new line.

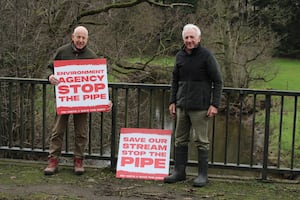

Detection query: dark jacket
xmin=47 ymin=42 xmax=98 ymax=76
xmin=169 ymin=44 xmax=223 ymax=110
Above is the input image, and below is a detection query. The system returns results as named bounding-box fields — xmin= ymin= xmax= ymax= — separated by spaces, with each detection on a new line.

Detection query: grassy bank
xmin=256 ymin=58 xmax=300 ymax=91
xmin=254 ymin=58 xmax=300 ymax=166
xmin=0 ymin=159 xmax=299 ymax=200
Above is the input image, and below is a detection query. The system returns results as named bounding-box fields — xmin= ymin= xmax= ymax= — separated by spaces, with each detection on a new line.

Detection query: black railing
xmin=0 ymin=77 xmax=300 ymax=180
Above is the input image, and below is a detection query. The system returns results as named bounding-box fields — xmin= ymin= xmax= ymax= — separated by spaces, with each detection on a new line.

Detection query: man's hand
xmin=48 ymin=74 xmax=59 ymax=85
xmin=106 ymin=100 xmax=113 ymax=112
xmin=169 ymin=103 xmax=176 ymax=119
xmin=207 ymin=105 xmax=218 ymax=118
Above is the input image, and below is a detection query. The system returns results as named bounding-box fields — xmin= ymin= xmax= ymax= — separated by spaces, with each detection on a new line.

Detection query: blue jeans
xmin=174 ymin=108 xmax=209 ymax=151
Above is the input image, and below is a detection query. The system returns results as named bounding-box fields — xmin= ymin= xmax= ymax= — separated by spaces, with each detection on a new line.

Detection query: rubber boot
xmin=74 ymin=157 xmax=84 ymax=175
xmin=44 ymin=157 xmax=58 ymax=175
xmin=164 ymin=146 xmax=188 ymax=183
xmin=193 ymin=149 xmax=208 ymax=187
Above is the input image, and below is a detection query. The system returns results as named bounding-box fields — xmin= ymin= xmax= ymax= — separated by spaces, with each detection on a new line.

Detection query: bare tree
xmin=190 ymin=0 xmax=279 ymax=88
xmin=0 ymin=0 xmax=193 ymax=81
xmin=0 ymin=0 xmax=282 ymax=86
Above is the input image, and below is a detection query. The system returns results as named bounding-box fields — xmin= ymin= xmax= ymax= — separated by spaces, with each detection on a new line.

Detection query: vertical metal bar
xmin=88 ymin=113 xmax=92 ymax=155
xmin=100 ymin=112 xmax=104 ymax=155
xmin=110 ymin=87 xmax=118 ymax=169
xmin=237 ymin=93 xmax=243 ymax=165
xmin=42 ymin=84 xmax=47 ymax=151
xmin=290 ymin=96 xmax=297 ymax=169
xmin=250 ymin=93 xmax=257 ymax=167
xmin=262 ymin=94 xmax=271 ymax=180
xmin=224 ymin=93 xmax=230 ymax=164
xmin=30 ymin=83 xmax=35 ymax=149
xmin=8 ymin=82 xmax=13 ymax=148
xmin=20 ymin=83 xmax=24 ymax=149
xmin=277 ymin=96 xmax=284 ymax=168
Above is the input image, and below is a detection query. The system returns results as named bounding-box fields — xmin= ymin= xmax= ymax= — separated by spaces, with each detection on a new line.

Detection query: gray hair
xmin=73 ymin=26 xmax=89 ymax=37
xmin=182 ymin=24 xmax=201 ymax=40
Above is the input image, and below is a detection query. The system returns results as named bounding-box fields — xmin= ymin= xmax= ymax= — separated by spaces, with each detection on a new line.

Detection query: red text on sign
xmin=122 ymin=143 xmax=167 ymax=151
xmin=58 ymin=83 xmax=105 ymax=94
xmin=122 ymin=150 xmax=146 ymax=156
xmin=58 ymin=75 xmax=104 ymax=83
xmin=121 ymin=157 xmax=166 ymax=168
xmin=58 ymin=95 xmax=80 ymax=102
xmin=83 ymin=93 xmax=107 ymax=100
xmin=124 ymin=137 xmax=146 ymax=143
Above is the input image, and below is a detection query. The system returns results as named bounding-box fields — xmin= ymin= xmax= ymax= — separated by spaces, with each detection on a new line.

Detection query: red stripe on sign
xmin=57 ymin=104 xmax=110 ymax=114
xmin=54 ymin=59 xmax=106 ymax=67
xmin=120 ymin=128 xmax=171 ymax=135
xmin=116 ymin=170 xmax=167 ymax=180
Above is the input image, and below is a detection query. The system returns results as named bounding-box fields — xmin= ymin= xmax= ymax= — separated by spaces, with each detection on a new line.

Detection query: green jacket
xmin=47 ymin=42 xmax=97 ymax=77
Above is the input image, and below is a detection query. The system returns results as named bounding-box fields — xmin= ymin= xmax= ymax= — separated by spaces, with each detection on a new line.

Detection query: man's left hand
xmin=207 ymin=105 xmax=218 ymax=118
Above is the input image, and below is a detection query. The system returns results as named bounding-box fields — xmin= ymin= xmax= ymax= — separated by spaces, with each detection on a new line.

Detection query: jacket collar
xmin=182 ymin=43 xmax=201 ymax=55
xmin=71 ymin=42 xmax=87 ymax=53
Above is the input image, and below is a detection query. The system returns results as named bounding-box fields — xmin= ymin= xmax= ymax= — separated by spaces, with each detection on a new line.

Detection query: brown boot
xmin=44 ymin=157 xmax=58 ymax=175
xmin=74 ymin=157 xmax=84 ymax=175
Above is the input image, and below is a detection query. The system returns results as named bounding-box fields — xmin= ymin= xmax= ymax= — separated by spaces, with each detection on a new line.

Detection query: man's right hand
xmin=48 ymin=74 xmax=59 ymax=85
xmin=169 ymin=103 xmax=176 ymax=119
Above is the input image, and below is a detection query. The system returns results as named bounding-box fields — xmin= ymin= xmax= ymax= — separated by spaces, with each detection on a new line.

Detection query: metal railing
xmin=0 ymin=77 xmax=300 ymax=180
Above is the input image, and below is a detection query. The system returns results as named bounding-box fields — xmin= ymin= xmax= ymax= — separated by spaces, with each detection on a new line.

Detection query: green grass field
xmin=257 ymin=58 xmax=300 ymax=91
xmin=255 ymin=58 xmax=300 ymax=164
xmin=127 ymin=57 xmax=300 ymax=91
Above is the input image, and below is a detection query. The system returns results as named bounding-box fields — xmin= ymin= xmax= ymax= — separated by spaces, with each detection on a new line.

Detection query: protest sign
xmin=116 ymin=128 xmax=172 ymax=180
xmin=54 ymin=59 xmax=110 ymax=114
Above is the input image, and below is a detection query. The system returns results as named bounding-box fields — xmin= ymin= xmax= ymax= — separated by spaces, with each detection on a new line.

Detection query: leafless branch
xmin=72 ymin=0 xmax=193 ymax=27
